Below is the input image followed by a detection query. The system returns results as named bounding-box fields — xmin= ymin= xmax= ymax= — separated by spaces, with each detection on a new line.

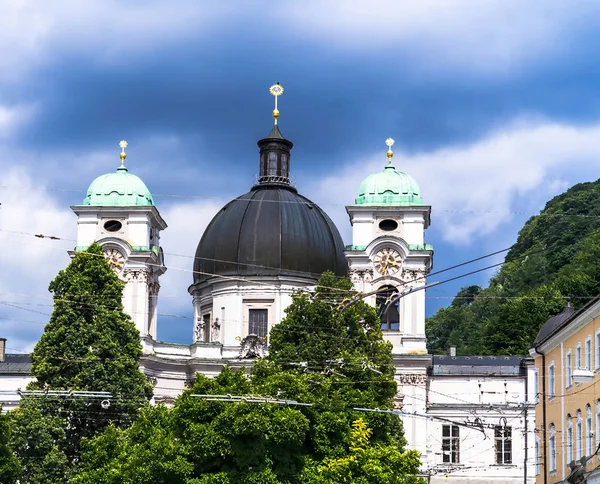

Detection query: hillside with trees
xmin=426 ymin=179 xmax=600 ymax=356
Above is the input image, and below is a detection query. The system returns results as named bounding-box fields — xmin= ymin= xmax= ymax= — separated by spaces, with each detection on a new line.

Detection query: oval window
xmin=379 ymin=219 xmax=398 ymax=231
xmin=104 ymin=220 xmax=122 ymax=232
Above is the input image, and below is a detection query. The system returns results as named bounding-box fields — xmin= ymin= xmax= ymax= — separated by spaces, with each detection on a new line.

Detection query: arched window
xmin=587 ymin=405 xmax=593 ymax=457
xmin=376 ymin=285 xmax=399 ymax=331
xmin=567 ymin=414 xmax=573 ymax=464
xmin=280 ymin=153 xmax=288 ymax=177
xmin=549 ymin=424 xmax=556 ymax=472
xmin=577 ymin=410 xmax=583 ymax=460
xmin=268 ymin=152 xmax=277 ymax=175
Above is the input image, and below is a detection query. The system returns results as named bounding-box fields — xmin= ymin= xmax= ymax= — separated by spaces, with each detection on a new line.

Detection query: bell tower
xmin=344 ymin=138 xmax=433 ymax=355
xmin=71 ymin=141 xmax=167 ymax=345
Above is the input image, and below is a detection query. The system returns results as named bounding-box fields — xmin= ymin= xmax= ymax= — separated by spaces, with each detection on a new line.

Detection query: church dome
xmin=192 ymin=186 xmax=347 ymax=284
xmin=83 ymin=165 xmax=154 ymax=206
xmin=355 ymin=165 xmax=423 ymax=206
xmin=191 ymin=123 xmax=347 ymax=285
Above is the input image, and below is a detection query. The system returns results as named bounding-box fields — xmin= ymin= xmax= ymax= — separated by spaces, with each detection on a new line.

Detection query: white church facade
xmin=0 ymin=86 xmax=537 ymax=483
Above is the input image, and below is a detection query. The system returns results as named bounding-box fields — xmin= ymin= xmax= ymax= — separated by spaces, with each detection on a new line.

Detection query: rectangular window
xmin=548 ymin=363 xmax=555 ymax=398
xmin=549 ymin=426 xmax=556 ymax=472
xmin=248 ymin=309 xmax=268 ymax=338
xmin=587 ymin=410 xmax=593 ymax=457
xmin=596 ymin=403 xmax=600 ymax=450
xmin=586 ymin=338 xmax=592 ymax=370
xmin=535 ymin=438 xmax=541 ymax=476
xmin=495 ymin=426 xmax=512 ymax=464
xmin=442 ymin=425 xmax=460 ymax=463
xmin=534 ymin=369 xmax=539 ymax=403
xmin=203 ymin=314 xmax=210 ymax=343
xmin=567 ymin=421 xmax=573 ymax=463
xmin=567 ymin=352 xmax=573 ymax=387
xmin=577 ymin=415 xmax=583 ymax=460
xmin=576 ymin=345 xmax=582 ymax=369
xmin=596 ymin=331 xmax=600 ymax=369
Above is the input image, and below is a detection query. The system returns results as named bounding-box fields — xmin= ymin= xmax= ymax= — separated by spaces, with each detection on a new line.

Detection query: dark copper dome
xmin=190 ymin=125 xmax=347 ymax=286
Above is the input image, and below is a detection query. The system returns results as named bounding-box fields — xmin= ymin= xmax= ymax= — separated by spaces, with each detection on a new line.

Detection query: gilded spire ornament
xmin=269 ymin=83 xmax=284 ymax=125
xmin=385 ymin=137 xmax=394 ymax=164
xmin=119 ymin=140 xmax=128 ymax=165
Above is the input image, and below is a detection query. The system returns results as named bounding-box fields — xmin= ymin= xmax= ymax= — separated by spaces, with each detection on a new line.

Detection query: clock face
xmin=104 ymin=249 xmax=125 ymax=273
xmin=374 ymin=248 xmax=401 ymax=276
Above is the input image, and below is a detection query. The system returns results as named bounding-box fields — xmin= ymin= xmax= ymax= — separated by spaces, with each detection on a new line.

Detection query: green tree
xmin=73 ymin=405 xmax=193 ymax=484
xmin=425 ymin=285 xmax=483 ymax=354
xmin=10 ymin=243 xmax=152 ymax=482
xmin=0 ymin=409 xmax=21 ymax=484
xmin=75 ymin=273 xmax=424 ymax=483
xmin=303 ymin=418 xmax=424 ymax=484
xmin=268 ymin=272 xmax=403 ymax=447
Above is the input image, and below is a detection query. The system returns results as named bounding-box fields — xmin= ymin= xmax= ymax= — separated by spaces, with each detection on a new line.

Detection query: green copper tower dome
xmin=83 ymin=141 xmax=154 ymax=207
xmin=355 ymin=138 xmax=423 ymax=206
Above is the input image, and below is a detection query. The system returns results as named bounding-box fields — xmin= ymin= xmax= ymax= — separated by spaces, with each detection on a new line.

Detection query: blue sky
xmin=2 ymin=1 xmax=600 ymax=350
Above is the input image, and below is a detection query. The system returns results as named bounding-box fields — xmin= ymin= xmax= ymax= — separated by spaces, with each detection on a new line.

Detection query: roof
xmin=264 ymin=124 xmax=286 ymax=140
xmin=0 ymin=354 xmax=32 ymax=375
xmin=191 ymin=186 xmax=348 ymax=285
xmin=82 ymin=165 xmax=154 ymax=207
xmin=532 ymin=306 xmax=577 ymax=347
xmin=355 ymin=165 xmax=423 ymax=206
xmin=430 ymin=355 xmax=528 ymax=376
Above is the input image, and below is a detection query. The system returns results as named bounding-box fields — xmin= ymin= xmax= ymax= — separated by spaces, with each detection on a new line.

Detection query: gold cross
xmin=269 ymin=83 xmax=284 ymax=125
xmin=119 ymin=140 xmax=128 ymax=164
xmin=385 ymin=138 xmax=394 ymax=164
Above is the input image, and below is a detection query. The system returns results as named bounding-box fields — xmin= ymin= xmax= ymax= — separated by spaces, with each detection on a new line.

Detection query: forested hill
xmin=426 ymin=179 xmax=600 ymax=356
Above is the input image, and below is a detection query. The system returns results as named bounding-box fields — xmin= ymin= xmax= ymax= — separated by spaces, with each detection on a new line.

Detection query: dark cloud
xmin=4 ymin=3 xmax=600 ymax=346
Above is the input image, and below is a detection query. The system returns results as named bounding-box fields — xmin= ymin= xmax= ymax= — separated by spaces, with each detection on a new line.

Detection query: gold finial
xmin=269 ymin=83 xmax=284 ymax=125
xmin=119 ymin=140 xmax=128 ymax=164
xmin=385 ymin=138 xmax=394 ymax=164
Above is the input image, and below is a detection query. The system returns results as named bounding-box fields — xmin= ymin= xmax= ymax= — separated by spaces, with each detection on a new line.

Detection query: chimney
xmin=448 ymin=346 xmax=456 ymax=357
xmin=0 ymin=338 xmax=6 ymax=362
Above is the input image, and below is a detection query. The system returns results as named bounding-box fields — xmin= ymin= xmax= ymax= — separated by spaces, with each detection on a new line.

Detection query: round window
xmin=379 ymin=219 xmax=398 ymax=231
xmin=104 ymin=220 xmax=122 ymax=232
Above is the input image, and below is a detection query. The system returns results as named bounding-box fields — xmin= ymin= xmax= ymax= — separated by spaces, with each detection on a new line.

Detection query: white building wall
xmin=402 ymin=213 xmax=425 ymax=245
xmin=0 ymin=375 xmax=34 ymax=412
xmin=127 ymin=213 xmax=151 ymax=247
xmin=189 ymin=276 xmax=318 ymax=356
xmin=426 ymin=371 xmax=536 ymax=483
xmin=351 ymin=215 xmax=373 ymax=247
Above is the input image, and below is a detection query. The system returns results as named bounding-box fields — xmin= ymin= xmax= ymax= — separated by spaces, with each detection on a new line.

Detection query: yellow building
xmin=531 ymin=298 xmax=600 ymax=484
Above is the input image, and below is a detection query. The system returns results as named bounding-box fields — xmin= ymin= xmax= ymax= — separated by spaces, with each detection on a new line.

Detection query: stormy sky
xmin=2 ymin=1 xmax=600 ymax=350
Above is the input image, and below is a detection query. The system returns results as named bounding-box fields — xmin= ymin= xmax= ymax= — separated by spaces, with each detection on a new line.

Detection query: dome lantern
xmin=256 ymin=83 xmax=293 ymax=188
